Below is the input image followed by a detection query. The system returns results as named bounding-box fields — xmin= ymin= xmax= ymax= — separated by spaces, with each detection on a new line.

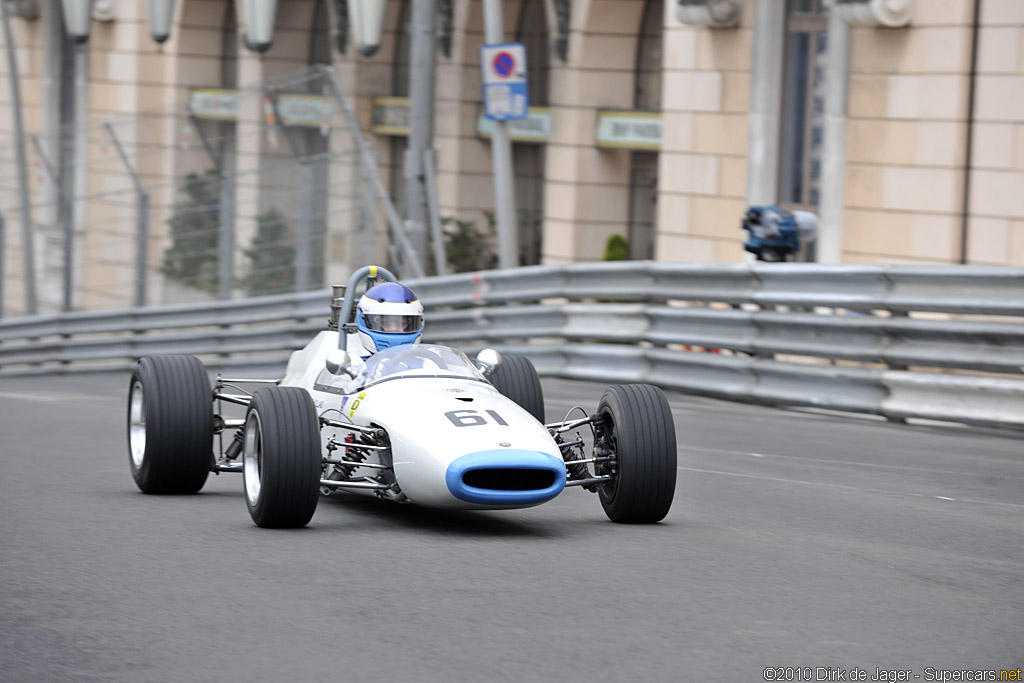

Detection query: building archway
xmin=540 ymin=0 xmax=647 ymax=263
xmin=304 ymin=0 xmax=332 ymax=287
xmin=155 ymin=0 xmax=240 ymax=302
xmin=388 ymin=0 xmax=411 ymax=215
xmin=513 ymin=0 xmax=549 ymax=265
xmin=628 ymin=0 xmax=663 ymax=261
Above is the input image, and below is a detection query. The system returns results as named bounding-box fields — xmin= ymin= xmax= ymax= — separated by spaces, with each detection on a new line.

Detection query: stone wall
xmin=656 ymin=0 xmax=753 ymax=263
xmin=965 ymin=0 xmax=1024 ymax=265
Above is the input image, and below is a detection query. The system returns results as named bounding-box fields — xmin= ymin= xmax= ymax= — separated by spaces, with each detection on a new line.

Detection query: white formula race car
xmin=127 ymin=266 xmax=677 ymax=527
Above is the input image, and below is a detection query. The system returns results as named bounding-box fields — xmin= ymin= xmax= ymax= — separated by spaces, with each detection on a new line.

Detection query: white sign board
xmin=189 ymin=90 xmax=332 ymax=129
xmin=276 ymin=95 xmax=333 ymax=128
xmin=190 ymin=90 xmax=240 ymax=120
xmin=480 ymin=42 xmax=529 ymax=121
xmin=476 ymin=107 xmax=550 ymax=143
xmin=595 ymin=111 xmax=662 ymax=150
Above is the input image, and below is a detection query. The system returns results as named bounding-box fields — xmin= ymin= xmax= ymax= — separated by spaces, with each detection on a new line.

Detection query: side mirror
xmin=475 ymin=348 xmax=502 ymax=376
xmin=326 ymin=350 xmax=358 ymax=379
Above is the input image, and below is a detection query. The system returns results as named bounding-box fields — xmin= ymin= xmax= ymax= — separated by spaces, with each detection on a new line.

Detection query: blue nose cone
xmin=446 ymin=450 xmax=567 ymax=506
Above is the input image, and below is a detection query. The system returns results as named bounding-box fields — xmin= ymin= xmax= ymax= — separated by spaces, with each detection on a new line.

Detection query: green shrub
xmin=242 ymin=209 xmax=295 ymax=296
xmin=603 ymin=234 xmax=630 ymax=261
xmin=161 ymin=171 xmax=220 ymax=293
xmin=442 ymin=212 xmax=498 ymax=274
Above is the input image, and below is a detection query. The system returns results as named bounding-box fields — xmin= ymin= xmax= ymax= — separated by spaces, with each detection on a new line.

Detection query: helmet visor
xmin=363 ymin=313 xmax=423 ymax=334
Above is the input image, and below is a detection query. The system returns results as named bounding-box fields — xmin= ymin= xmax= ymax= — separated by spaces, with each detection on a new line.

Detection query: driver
xmin=355 ymin=282 xmax=425 ymax=358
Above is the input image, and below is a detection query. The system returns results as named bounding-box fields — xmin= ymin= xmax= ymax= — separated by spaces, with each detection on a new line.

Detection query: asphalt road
xmin=1 ymin=371 xmax=1022 ymax=682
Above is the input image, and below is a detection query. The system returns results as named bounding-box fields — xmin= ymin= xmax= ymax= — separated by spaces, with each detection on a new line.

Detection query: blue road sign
xmin=480 ymin=42 xmax=529 ymax=121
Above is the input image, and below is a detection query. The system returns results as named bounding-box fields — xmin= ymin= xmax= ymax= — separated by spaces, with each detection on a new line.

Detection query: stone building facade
xmin=0 ymin=0 xmax=1021 ymax=314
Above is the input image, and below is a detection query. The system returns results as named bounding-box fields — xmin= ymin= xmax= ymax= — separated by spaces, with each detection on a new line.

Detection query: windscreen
xmin=362 ymin=344 xmax=486 ymax=385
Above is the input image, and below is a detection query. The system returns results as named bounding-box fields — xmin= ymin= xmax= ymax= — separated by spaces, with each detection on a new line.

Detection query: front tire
xmin=127 ymin=355 xmax=213 ymax=494
xmin=488 ymin=355 xmax=545 ymax=423
xmin=243 ymin=387 xmax=322 ymax=528
xmin=597 ymin=384 xmax=677 ymax=523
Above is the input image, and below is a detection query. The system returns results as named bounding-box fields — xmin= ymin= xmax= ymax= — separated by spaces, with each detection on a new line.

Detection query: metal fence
xmin=1 ymin=261 xmax=1022 ymax=430
xmin=0 ymin=65 xmax=418 ymax=319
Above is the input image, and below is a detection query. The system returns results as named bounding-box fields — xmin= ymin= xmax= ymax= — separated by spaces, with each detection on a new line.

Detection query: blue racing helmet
xmin=356 ymin=282 xmax=424 ymax=354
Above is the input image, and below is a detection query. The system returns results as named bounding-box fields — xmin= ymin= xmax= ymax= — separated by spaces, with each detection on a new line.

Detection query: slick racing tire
xmin=488 ymin=355 xmax=545 ymax=423
xmin=243 ymin=387 xmax=321 ymax=528
xmin=127 ymin=355 xmax=213 ymax=494
xmin=597 ymin=384 xmax=677 ymax=524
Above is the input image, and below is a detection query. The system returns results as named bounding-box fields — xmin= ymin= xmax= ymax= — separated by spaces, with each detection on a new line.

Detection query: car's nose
xmin=445 ymin=449 xmax=567 ymax=505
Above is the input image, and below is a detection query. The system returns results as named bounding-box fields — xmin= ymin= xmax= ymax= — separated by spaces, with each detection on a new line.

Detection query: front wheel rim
xmin=243 ymin=412 xmax=263 ymax=506
xmin=129 ymin=381 xmax=146 ymax=469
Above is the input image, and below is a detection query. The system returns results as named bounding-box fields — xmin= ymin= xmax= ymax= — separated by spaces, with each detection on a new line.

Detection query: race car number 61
xmin=445 ymin=409 xmax=508 ymax=427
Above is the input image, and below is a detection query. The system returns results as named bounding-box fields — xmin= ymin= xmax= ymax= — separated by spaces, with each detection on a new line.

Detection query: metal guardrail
xmin=1 ymin=262 xmax=1022 ymax=429
xmin=413 ymin=262 xmax=1024 ymax=314
xmin=427 ymin=304 xmax=1024 ymax=374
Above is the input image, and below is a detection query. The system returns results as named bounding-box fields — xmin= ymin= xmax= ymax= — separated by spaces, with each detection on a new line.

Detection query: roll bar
xmin=337 ymin=265 xmax=399 ymax=351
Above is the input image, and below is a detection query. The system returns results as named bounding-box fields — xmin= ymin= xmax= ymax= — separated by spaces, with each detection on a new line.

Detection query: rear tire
xmin=597 ymin=384 xmax=677 ymax=523
xmin=243 ymin=387 xmax=322 ymax=528
xmin=488 ymin=355 xmax=545 ymax=423
xmin=127 ymin=355 xmax=213 ymax=494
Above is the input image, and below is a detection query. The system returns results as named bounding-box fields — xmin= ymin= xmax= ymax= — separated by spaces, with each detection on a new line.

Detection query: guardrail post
xmin=885 ymin=309 xmax=908 ymax=423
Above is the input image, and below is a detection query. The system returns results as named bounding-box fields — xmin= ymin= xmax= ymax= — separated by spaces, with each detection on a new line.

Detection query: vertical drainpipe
xmin=959 ymin=0 xmax=981 ymax=264
xmin=745 ymin=0 xmax=786 ymax=206
xmin=70 ymin=43 xmax=88 ymax=311
xmin=817 ymin=10 xmax=851 ymax=264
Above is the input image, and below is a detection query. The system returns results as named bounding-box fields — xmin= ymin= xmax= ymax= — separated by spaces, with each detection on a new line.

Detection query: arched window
xmin=222 ymin=0 xmax=238 ymax=90
xmin=779 ymin=0 xmax=828 ymax=209
xmin=517 ymin=0 xmax=549 ymax=106
xmin=513 ymin=0 xmax=549 ymax=265
xmin=634 ymin=0 xmax=663 ymax=111
xmin=389 ymin=0 xmax=411 ymax=213
xmin=628 ymin=0 xmax=663 ymax=261
xmin=309 ymin=0 xmax=330 ymax=66
xmin=393 ymin=0 xmax=411 ymax=98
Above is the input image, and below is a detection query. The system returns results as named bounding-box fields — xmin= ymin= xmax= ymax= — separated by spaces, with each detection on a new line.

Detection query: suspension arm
xmin=561 ymin=456 xmax=613 ymax=467
xmin=319 ymin=479 xmax=390 ymax=491
xmin=564 ymin=476 xmax=613 ymax=488
xmin=546 ymin=413 xmax=604 ymax=434
xmin=322 ymin=459 xmax=391 ymax=470
xmin=216 ymin=378 xmax=280 ymax=385
xmin=213 ymin=392 xmax=252 ymax=407
xmin=320 ymin=417 xmax=383 ymax=437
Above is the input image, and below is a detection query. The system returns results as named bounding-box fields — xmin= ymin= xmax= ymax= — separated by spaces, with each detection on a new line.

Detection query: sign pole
xmin=482 ymin=0 xmax=519 ymax=270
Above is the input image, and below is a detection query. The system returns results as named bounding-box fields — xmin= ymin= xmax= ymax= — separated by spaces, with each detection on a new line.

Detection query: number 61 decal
xmin=445 ymin=409 xmax=508 ymax=427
